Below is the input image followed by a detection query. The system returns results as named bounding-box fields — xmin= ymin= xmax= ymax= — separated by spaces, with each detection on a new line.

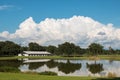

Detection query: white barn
xmin=18 ymin=51 xmax=51 ymax=56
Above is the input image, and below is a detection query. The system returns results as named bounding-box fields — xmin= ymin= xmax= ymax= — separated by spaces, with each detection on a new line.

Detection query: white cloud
xmin=0 ymin=5 xmax=13 ymax=10
xmin=0 ymin=15 xmax=120 ymax=49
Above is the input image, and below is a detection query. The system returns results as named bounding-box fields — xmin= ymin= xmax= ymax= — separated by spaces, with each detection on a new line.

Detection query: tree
xmin=46 ymin=45 xmax=57 ymax=55
xmin=0 ymin=41 xmax=5 ymax=55
xmin=20 ymin=46 xmax=28 ymax=51
xmin=74 ymin=45 xmax=82 ymax=55
xmin=58 ymin=42 xmax=81 ymax=56
xmin=88 ymin=43 xmax=103 ymax=55
xmin=29 ymin=42 xmax=40 ymax=51
xmin=58 ymin=42 xmax=74 ymax=56
xmin=28 ymin=42 xmax=46 ymax=51
xmin=0 ymin=41 xmax=21 ymax=56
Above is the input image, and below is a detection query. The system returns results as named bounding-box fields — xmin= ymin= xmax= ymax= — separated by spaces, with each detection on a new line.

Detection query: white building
xmin=18 ymin=51 xmax=51 ymax=56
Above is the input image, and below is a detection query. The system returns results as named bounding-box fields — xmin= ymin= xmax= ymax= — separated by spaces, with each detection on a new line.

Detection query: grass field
xmin=1 ymin=72 xmax=119 ymax=80
xmin=0 ymin=55 xmax=120 ymax=60
xmin=0 ymin=72 xmax=95 ymax=80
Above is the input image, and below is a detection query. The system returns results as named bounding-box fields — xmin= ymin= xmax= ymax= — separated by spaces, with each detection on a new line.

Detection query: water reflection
xmin=58 ymin=60 xmax=81 ymax=74
xmin=0 ymin=60 xmax=22 ymax=67
xmin=86 ymin=62 xmax=104 ymax=74
xmin=46 ymin=59 xmax=58 ymax=68
xmin=1 ymin=59 xmax=120 ymax=77
xmin=23 ymin=59 xmax=82 ymax=74
xmin=0 ymin=60 xmax=22 ymax=72
xmin=29 ymin=62 xmax=45 ymax=70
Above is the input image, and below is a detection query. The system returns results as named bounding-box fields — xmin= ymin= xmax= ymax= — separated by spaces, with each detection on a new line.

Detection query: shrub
xmin=0 ymin=66 xmax=20 ymax=72
xmin=39 ymin=71 xmax=57 ymax=76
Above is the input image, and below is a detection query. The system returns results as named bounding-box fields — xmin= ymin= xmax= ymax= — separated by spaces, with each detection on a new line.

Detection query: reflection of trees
xmin=29 ymin=62 xmax=45 ymax=70
xmin=2 ymin=59 xmax=82 ymax=74
xmin=0 ymin=60 xmax=22 ymax=67
xmin=86 ymin=62 xmax=104 ymax=74
xmin=0 ymin=60 xmax=22 ymax=72
xmin=46 ymin=60 xmax=82 ymax=74
xmin=0 ymin=59 xmax=82 ymax=74
xmin=58 ymin=60 xmax=81 ymax=74
xmin=46 ymin=59 xmax=58 ymax=68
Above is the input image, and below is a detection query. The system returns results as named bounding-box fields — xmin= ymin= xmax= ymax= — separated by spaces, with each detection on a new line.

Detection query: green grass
xmin=0 ymin=55 xmax=120 ymax=60
xmin=98 ymin=55 xmax=120 ymax=60
xmin=0 ymin=56 xmax=86 ymax=60
xmin=0 ymin=72 xmax=95 ymax=80
xmin=0 ymin=72 xmax=120 ymax=80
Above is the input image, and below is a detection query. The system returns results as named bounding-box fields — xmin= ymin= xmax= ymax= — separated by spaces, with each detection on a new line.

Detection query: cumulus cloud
xmin=0 ymin=5 xmax=13 ymax=10
xmin=0 ymin=15 xmax=120 ymax=49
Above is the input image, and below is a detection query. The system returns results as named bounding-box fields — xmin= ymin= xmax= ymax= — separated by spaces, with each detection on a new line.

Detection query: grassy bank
xmin=0 ymin=72 xmax=95 ymax=80
xmin=0 ymin=72 xmax=119 ymax=80
xmin=0 ymin=55 xmax=120 ymax=60
xmin=0 ymin=56 xmax=86 ymax=60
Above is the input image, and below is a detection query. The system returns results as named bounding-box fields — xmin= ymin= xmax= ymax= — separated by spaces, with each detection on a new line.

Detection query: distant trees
xmin=88 ymin=43 xmax=103 ymax=55
xmin=28 ymin=42 xmax=46 ymax=51
xmin=0 ymin=41 xmax=21 ymax=56
xmin=0 ymin=40 xmax=120 ymax=56
xmin=58 ymin=42 xmax=82 ymax=56
xmin=46 ymin=45 xmax=57 ymax=55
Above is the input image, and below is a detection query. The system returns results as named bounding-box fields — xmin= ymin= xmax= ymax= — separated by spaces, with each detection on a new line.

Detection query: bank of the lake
xmin=1 ymin=72 xmax=120 ymax=80
xmin=0 ymin=72 xmax=95 ymax=80
xmin=0 ymin=55 xmax=120 ymax=60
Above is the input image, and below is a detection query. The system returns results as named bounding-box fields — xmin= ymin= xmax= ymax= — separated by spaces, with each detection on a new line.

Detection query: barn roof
xmin=23 ymin=51 xmax=51 ymax=55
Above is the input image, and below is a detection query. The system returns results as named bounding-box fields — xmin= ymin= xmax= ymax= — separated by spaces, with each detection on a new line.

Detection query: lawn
xmin=0 ymin=55 xmax=120 ymax=60
xmin=0 ymin=72 xmax=95 ymax=80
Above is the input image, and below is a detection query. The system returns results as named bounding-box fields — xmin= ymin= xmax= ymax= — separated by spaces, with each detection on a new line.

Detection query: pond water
xmin=0 ymin=59 xmax=120 ymax=77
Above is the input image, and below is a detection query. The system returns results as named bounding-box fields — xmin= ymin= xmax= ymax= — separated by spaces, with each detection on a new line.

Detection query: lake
xmin=0 ymin=59 xmax=120 ymax=77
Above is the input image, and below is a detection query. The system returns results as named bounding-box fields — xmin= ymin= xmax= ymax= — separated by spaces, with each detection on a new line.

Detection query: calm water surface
xmin=0 ymin=59 xmax=120 ymax=77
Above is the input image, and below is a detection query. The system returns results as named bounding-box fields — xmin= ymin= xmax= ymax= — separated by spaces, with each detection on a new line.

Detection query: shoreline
xmin=0 ymin=55 xmax=120 ymax=60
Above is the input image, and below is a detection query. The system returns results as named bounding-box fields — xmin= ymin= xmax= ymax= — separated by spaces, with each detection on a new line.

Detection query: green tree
xmin=0 ymin=41 xmax=5 ymax=55
xmin=20 ymin=46 xmax=28 ymax=51
xmin=0 ymin=41 xmax=21 ymax=56
xmin=88 ymin=43 xmax=103 ymax=55
xmin=58 ymin=42 xmax=74 ymax=56
xmin=46 ymin=45 xmax=57 ymax=55
xmin=28 ymin=42 xmax=46 ymax=51
xmin=58 ymin=42 xmax=81 ymax=56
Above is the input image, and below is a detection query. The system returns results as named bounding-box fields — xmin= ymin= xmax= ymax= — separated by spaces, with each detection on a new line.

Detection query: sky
xmin=0 ymin=0 xmax=120 ymax=49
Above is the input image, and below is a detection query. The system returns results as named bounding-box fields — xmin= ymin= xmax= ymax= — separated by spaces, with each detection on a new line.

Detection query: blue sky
xmin=0 ymin=0 xmax=120 ymax=33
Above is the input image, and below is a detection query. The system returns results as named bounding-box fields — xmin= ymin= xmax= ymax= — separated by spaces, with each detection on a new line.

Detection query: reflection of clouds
xmin=19 ymin=64 xmax=29 ymax=72
xmin=19 ymin=60 xmax=120 ymax=77
xmin=54 ymin=60 xmax=68 ymax=63
xmin=87 ymin=60 xmax=120 ymax=77
xmin=102 ymin=61 xmax=120 ymax=77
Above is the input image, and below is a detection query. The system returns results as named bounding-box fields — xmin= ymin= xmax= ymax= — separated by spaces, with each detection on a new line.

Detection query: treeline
xmin=0 ymin=41 xmax=120 ymax=56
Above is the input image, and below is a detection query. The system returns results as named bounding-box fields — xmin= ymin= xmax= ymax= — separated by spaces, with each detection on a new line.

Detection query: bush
xmin=0 ymin=66 xmax=20 ymax=72
xmin=39 ymin=71 xmax=57 ymax=76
